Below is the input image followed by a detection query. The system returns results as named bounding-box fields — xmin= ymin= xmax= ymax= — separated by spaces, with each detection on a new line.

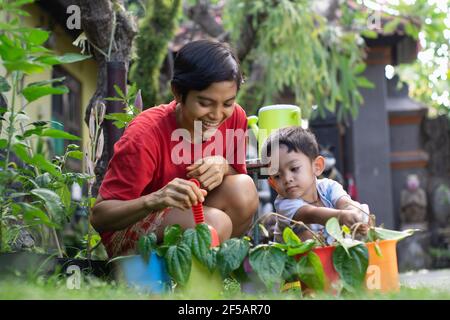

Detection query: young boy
xmin=261 ymin=126 xmax=369 ymax=243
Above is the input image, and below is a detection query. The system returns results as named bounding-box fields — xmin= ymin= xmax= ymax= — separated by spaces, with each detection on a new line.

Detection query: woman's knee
xmin=222 ymin=174 xmax=259 ymax=220
xmin=204 ymin=207 xmax=233 ymax=242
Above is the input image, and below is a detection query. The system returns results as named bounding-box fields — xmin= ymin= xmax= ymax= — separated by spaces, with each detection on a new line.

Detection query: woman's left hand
xmin=186 ymin=155 xmax=229 ymax=191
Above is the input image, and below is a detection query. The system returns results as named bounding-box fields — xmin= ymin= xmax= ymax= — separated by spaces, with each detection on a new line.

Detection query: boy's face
xmin=268 ymin=145 xmax=324 ymax=199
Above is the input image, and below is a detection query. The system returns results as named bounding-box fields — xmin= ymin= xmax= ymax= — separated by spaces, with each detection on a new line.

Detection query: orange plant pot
xmin=365 ymin=239 xmax=400 ymax=293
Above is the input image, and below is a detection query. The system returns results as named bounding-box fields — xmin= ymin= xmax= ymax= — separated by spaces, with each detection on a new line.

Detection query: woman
xmin=91 ymin=40 xmax=259 ymax=257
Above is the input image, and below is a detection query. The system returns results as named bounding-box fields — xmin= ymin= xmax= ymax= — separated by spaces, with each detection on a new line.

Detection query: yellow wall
xmin=1 ymin=4 xmax=98 ymax=162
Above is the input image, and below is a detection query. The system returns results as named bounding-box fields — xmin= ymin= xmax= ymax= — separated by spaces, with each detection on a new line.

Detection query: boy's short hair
xmin=261 ymin=126 xmax=319 ymax=163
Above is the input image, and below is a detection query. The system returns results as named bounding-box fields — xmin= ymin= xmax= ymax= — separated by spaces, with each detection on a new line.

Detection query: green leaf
xmin=56 ymin=184 xmax=71 ymax=212
xmin=216 ymin=238 xmax=250 ymax=278
xmin=12 ymin=143 xmax=32 ymax=163
xmin=182 ymin=224 xmax=211 ymax=268
xmin=204 ymin=248 xmax=218 ymax=273
xmin=0 ymin=138 xmax=7 ymax=149
xmin=163 ymin=224 xmax=182 ymax=246
xmin=249 ymin=245 xmax=287 ymax=289
xmin=0 ymin=76 xmax=11 ymax=92
xmin=40 ymin=128 xmax=80 ymax=140
xmin=383 ymin=18 xmax=401 ymax=34
xmin=404 ymin=23 xmax=419 ymax=39
xmin=374 ymin=242 xmax=382 ymax=257
xmin=333 ymin=244 xmax=368 ymax=291
xmin=66 ymin=150 xmax=83 ymax=160
xmin=35 ymin=173 xmax=51 ymax=188
xmin=31 ymin=154 xmax=61 ymax=178
xmin=113 ymin=84 xmax=126 ymax=99
xmin=19 ymin=202 xmax=57 ymax=227
xmin=298 ymin=251 xmax=325 ymax=291
xmin=361 ymin=29 xmax=378 ymax=39
xmin=25 ymin=29 xmax=49 ymax=45
xmin=104 ymin=113 xmax=134 ymax=123
xmin=26 ymin=77 xmax=66 ymax=87
xmin=4 ymin=60 xmax=45 ymax=74
xmin=30 ymin=188 xmax=65 ymax=227
xmin=287 ymin=239 xmax=316 ymax=256
xmin=342 ymin=225 xmax=351 ymax=235
xmin=282 ymin=256 xmax=300 ymax=282
xmin=37 ymin=53 xmax=91 ymax=65
xmin=22 ymin=83 xmax=69 ymax=103
xmin=325 ymin=217 xmax=343 ymax=242
xmin=165 ymin=243 xmax=192 ymax=286
xmin=372 ymin=227 xmax=418 ymax=242
xmin=356 ymin=76 xmax=375 ymax=89
xmin=138 ymin=233 xmax=157 ymax=263
xmin=282 ymin=227 xmax=301 ymax=247
xmin=271 ymin=242 xmax=288 ymax=251
xmin=353 ymin=63 xmax=366 ymax=75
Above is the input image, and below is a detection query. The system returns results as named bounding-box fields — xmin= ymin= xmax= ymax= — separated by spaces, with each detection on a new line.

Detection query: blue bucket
xmin=114 ymin=253 xmax=170 ymax=294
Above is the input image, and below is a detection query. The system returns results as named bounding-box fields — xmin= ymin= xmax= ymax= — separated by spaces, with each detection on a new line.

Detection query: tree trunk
xmin=77 ymin=0 xmax=137 ymax=196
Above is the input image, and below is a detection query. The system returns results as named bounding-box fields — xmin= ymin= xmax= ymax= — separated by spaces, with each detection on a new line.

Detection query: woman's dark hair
xmin=262 ymin=126 xmax=319 ymax=163
xmin=171 ymin=39 xmax=243 ymax=102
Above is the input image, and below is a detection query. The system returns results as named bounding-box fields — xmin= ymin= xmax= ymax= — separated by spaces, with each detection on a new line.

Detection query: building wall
xmin=350 ymin=65 xmax=395 ymax=229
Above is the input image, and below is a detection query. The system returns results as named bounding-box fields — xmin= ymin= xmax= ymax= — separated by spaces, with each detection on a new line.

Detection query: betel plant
xmin=133 ymin=222 xmax=325 ymax=295
xmin=0 ymin=0 xmax=90 ymax=256
xmin=135 ymin=223 xmax=250 ymax=289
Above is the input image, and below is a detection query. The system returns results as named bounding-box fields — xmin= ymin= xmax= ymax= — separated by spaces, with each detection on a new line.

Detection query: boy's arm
xmin=293 ymin=202 xmax=365 ymax=228
xmin=336 ymin=195 xmax=359 ymax=210
xmin=293 ymin=205 xmax=341 ymax=225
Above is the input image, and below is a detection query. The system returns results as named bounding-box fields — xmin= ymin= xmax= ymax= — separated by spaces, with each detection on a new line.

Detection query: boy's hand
xmin=338 ymin=208 xmax=369 ymax=236
xmin=338 ymin=209 xmax=362 ymax=227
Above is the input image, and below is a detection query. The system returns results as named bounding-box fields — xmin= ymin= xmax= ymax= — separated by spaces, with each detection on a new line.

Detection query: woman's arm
xmin=91 ymin=178 xmax=207 ymax=233
xmin=225 ymin=164 xmax=238 ymax=176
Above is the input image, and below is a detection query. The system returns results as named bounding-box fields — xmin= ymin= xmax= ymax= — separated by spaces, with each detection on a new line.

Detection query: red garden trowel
xmin=189 ymin=178 xmax=220 ymax=247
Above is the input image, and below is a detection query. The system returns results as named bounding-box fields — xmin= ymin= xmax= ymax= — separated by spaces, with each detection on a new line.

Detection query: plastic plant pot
xmin=113 ymin=252 xmax=170 ymax=294
xmin=365 ymin=239 xmax=400 ymax=293
xmin=296 ymin=245 xmax=340 ymax=295
xmin=312 ymin=246 xmax=340 ymax=292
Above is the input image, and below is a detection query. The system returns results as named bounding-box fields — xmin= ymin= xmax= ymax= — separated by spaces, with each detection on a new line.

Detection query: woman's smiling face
xmin=175 ymin=80 xmax=237 ymax=141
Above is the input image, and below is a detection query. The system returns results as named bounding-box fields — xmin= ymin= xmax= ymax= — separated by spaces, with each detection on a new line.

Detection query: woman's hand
xmin=146 ymin=178 xmax=207 ymax=211
xmin=186 ymin=155 xmax=229 ymax=191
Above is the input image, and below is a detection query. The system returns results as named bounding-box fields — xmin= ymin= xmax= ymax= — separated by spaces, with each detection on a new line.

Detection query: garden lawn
xmin=1 ymin=276 xmax=450 ymax=300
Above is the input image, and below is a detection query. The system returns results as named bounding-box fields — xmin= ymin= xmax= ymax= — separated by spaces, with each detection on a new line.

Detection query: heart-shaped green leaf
xmin=333 ymin=244 xmax=368 ymax=291
xmin=163 ymin=224 xmax=182 ymax=246
xmin=283 ymin=227 xmax=302 ymax=247
xmin=165 ymin=243 xmax=192 ymax=286
xmin=138 ymin=233 xmax=157 ymax=263
xmin=249 ymin=245 xmax=286 ymax=289
xmin=182 ymin=223 xmax=211 ymax=268
xmin=287 ymin=239 xmax=316 ymax=256
xmin=216 ymin=238 xmax=250 ymax=278
xmin=298 ymin=251 xmax=325 ymax=291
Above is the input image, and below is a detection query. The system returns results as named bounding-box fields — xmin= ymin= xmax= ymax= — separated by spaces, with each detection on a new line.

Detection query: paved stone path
xmin=400 ymin=269 xmax=450 ymax=290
